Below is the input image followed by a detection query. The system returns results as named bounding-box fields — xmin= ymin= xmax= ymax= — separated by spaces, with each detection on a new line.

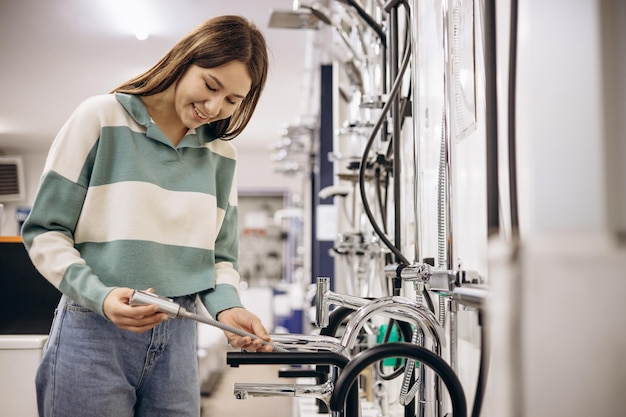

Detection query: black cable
xmin=383 ymin=3 xmax=412 ymax=160
xmin=377 ymin=6 xmax=412 ymax=233
xmin=358 ymin=27 xmax=412 ymax=266
xmin=508 ymin=0 xmax=520 ymax=234
xmin=484 ymin=0 xmax=499 ymax=236
xmin=376 ymin=319 xmax=408 ymax=380
xmin=471 ymin=309 xmax=491 ymax=417
xmin=422 ymin=286 xmax=436 ymax=313
xmin=329 ymin=342 xmax=467 ymax=417
xmin=374 ymin=165 xmax=388 ymax=234
xmin=382 ymin=167 xmax=390 ymax=224
xmin=344 ymin=0 xmax=387 ymax=46
xmin=319 ymin=306 xmax=355 ymax=338
xmin=390 ymin=4 xmax=403 ymax=263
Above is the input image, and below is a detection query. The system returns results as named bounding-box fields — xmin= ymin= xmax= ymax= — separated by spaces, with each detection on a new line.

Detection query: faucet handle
xmin=315 ymin=277 xmax=330 ymax=328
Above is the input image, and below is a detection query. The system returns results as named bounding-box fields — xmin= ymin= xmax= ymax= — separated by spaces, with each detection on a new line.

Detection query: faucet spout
xmin=233 ymin=380 xmax=334 ymax=404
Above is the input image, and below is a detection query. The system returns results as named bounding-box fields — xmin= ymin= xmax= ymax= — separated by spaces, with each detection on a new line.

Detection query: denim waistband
xmin=62 ymin=292 xmax=198 ymax=312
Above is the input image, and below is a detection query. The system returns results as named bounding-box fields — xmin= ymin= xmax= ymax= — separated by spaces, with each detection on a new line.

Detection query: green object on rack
xmin=377 ymin=322 xmax=403 ymax=366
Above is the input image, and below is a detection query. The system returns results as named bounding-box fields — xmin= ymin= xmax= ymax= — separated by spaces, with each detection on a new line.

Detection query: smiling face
xmin=174 ymin=61 xmax=252 ymax=130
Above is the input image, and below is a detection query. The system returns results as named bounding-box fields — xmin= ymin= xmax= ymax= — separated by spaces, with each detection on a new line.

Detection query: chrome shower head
xmin=268 ymin=9 xmax=320 ymax=29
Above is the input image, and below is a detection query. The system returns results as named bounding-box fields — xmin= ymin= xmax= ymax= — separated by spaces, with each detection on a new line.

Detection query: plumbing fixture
xmin=329 ymin=342 xmax=467 ymax=417
xmin=397 ymin=262 xmax=485 ymax=294
xmin=316 ymin=277 xmax=444 ymax=348
xmin=337 ymin=296 xmax=444 ymax=352
xmin=268 ymin=8 xmax=320 ymax=30
xmin=234 ymin=379 xmax=334 ymax=404
xmin=337 ymin=297 xmax=444 ymax=417
xmin=269 ymin=334 xmax=346 ymax=354
xmin=227 ymin=350 xmax=358 ymax=417
xmin=315 ymin=276 xmax=446 ymax=417
xmin=129 ymin=290 xmax=289 ymax=352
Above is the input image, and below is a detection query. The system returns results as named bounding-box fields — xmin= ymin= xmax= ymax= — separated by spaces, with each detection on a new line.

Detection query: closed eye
xmin=206 ymin=83 xmax=216 ymax=91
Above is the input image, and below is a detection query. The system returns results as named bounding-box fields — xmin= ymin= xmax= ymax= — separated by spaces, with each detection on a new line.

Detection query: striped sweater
xmin=22 ymin=92 xmax=243 ymax=318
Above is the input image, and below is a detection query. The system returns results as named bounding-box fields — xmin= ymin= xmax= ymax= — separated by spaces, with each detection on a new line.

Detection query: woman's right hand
xmin=103 ymin=287 xmax=168 ymax=333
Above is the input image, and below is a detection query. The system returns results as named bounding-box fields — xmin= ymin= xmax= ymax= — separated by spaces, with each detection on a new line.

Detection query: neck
xmin=141 ymin=89 xmax=187 ymax=146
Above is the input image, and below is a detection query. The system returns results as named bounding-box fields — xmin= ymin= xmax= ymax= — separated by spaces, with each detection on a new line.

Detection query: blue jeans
xmin=36 ymin=294 xmax=200 ymax=417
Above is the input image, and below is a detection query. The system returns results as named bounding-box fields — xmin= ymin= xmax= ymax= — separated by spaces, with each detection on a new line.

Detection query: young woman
xmin=22 ymin=15 xmax=273 ymax=416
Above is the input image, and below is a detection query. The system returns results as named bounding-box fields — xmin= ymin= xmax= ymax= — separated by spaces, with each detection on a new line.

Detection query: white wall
xmin=237 ymin=148 xmax=304 ymax=193
xmin=486 ymin=1 xmax=626 ymax=416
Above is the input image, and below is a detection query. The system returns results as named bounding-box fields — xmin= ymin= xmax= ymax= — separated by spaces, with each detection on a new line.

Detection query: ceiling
xmin=0 ymin=0 xmax=315 ymax=154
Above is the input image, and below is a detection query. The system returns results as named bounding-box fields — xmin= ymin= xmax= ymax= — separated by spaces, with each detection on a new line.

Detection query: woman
xmin=22 ymin=15 xmax=273 ymax=417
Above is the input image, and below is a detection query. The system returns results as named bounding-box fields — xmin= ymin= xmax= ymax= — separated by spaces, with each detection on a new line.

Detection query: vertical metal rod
xmin=409 ymin=0 xmax=423 ymax=265
xmin=441 ymin=0 xmax=454 ymax=272
xmin=441 ymin=0 xmax=458 ymax=375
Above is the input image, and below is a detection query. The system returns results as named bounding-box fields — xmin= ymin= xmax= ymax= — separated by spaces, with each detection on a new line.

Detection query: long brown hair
xmin=114 ymin=15 xmax=269 ymax=140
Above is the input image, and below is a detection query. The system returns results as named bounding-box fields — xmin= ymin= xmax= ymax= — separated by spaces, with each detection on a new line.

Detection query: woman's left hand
xmin=216 ymin=307 xmax=273 ymax=352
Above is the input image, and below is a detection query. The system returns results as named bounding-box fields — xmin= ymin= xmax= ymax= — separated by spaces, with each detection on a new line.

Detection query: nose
xmin=202 ymin=99 xmax=221 ymax=119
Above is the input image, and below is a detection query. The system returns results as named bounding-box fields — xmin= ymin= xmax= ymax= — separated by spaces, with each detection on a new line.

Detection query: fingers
xmin=218 ymin=308 xmax=273 ymax=351
xmin=116 ymin=306 xmax=168 ymax=333
xmin=104 ymin=287 xmax=168 ymax=333
xmin=250 ymin=318 xmax=271 ymax=341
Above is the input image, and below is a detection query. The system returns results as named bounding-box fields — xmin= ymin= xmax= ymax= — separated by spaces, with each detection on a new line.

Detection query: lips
xmin=193 ymin=104 xmax=208 ymax=121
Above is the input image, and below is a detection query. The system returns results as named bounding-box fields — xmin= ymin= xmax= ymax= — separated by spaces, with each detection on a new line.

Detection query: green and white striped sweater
xmin=22 ymin=92 xmax=243 ymax=318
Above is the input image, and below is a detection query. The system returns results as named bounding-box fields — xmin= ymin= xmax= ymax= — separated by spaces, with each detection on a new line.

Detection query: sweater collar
xmin=114 ymin=92 xmax=219 ymax=147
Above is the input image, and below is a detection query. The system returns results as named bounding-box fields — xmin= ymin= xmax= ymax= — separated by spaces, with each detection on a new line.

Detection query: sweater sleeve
xmin=198 ymin=151 xmax=244 ymax=318
xmin=21 ymin=96 xmax=115 ymax=316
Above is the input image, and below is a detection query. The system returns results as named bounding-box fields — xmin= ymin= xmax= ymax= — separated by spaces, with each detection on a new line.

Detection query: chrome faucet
xmin=227 ymin=347 xmax=357 ymax=417
xmin=314 ymin=276 xmax=447 ymax=417
xmin=338 ymin=296 xmax=445 ymax=417
xmin=234 ymin=378 xmax=334 ymax=401
xmin=315 ymin=276 xmax=373 ymax=328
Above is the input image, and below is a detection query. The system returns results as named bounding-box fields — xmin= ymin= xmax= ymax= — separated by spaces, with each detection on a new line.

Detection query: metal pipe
xmin=234 ymin=379 xmax=334 ymax=401
xmin=339 ymin=297 xmax=443 ymax=352
xmin=441 ymin=0 xmax=454 ymax=275
xmin=270 ymin=334 xmax=347 ymax=354
xmin=441 ymin=0 xmax=460 ymax=375
xmin=316 ymin=276 xmax=332 ymax=327
xmin=409 ymin=0 xmax=423 ymax=265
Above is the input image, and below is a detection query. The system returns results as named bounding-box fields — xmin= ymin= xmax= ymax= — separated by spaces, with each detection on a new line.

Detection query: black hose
xmin=321 ymin=307 xmax=415 ymax=382
xmin=345 ymin=0 xmax=387 ymax=46
xmin=484 ymin=0 xmax=499 ymax=237
xmin=374 ymin=165 xmax=388 ymax=234
xmin=376 ymin=319 xmax=416 ymax=381
xmin=358 ymin=42 xmax=411 ymax=265
xmin=471 ymin=309 xmax=491 ymax=417
xmin=319 ymin=306 xmax=356 ymax=338
xmin=329 ymin=342 xmax=467 ymax=417
xmin=508 ymin=0 xmax=520 ymax=234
